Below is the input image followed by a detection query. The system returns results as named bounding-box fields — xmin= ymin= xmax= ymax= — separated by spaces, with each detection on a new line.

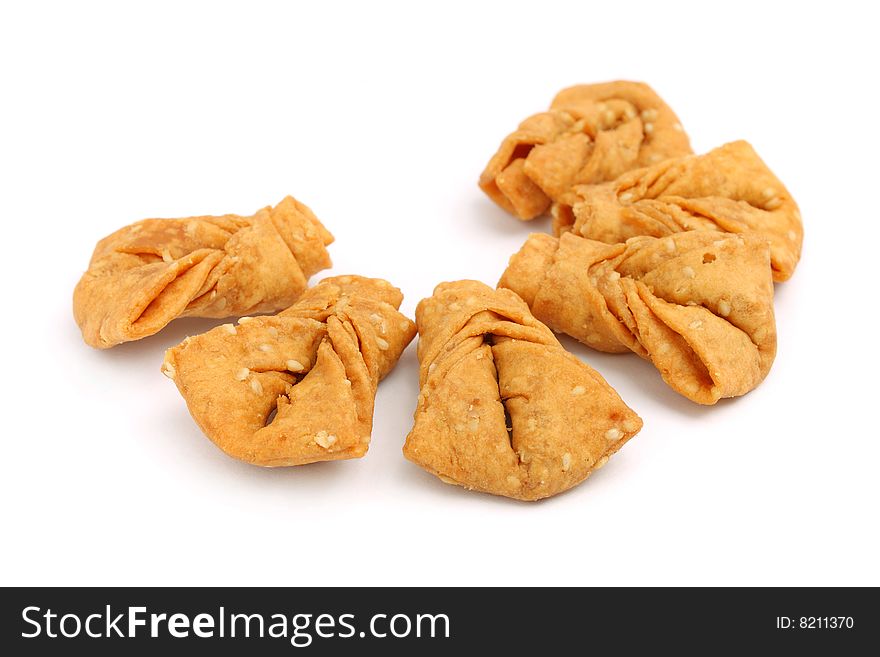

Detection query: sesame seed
xmin=641 ymin=108 xmax=658 ymax=121
xmin=268 ymin=327 xmax=279 ymax=338
xmin=161 ymin=248 xmax=173 ymax=263
xmin=644 ymin=122 xmax=654 ymax=134
xmin=428 ymin=363 xmax=437 ymax=374
xmin=571 ymin=385 xmax=586 ymax=396
xmin=184 ymin=221 xmax=197 ymax=236
xmin=608 ymin=271 xmax=621 ymax=281
xmin=665 ymin=238 xmax=676 ymax=253
xmin=161 ymin=361 xmax=176 ymax=379
xmin=216 ymin=297 xmax=227 ymax=310
xmin=475 ymin=352 xmax=483 ymax=360
xmin=762 ymin=187 xmax=775 ymax=198
xmin=259 ymin=344 xmax=273 ymax=352
xmin=250 ymin=378 xmax=263 ymax=394
xmin=718 ymin=300 xmax=731 ymax=317
xmin=238 ymin=316 xmax=255 ymax=324
xmin=622 ymin=418 xmax=640 ymax=432
xmin=649 ymin=153 xmax=663 ymax=163
xmin=448 ymin=302 xmax=461 ymax=311
xmin=286 ymin=359 xmax=305 ymax=372
xmin=624 ymin=107 xmax=637 ymax=120
xmin=235 ymin=367 xmax=249 ymax=381
xmin=586 ymin=333 xmax=602 ymax=344
xmin=619 ymin=192 xmax=634 ymax=203
xmin=519 ymin=450 xmax=532 ymax=464
xmin=682 ymin=266 xmax=695 ymax=278
xmin=344 ymin=379 xmax=351 ymax=386
xmin=506 ymin=475 xmax=521 ymax=488
xmin=376 ymin=337 xmax=389 ymax=351
xmin=657 ymin=342 xmax=671 ymax=355
xmin=468 ymin=418 xmax=480 ymax=432
xmin=605 ymin=428 xmax=623 ymax=441
xmin=673 ymin=123 xmax=684 ymax=132
xmin=562 ymin=453 xmax=572 ymax=471
xmin=595 ymin=455 xmax=610 ymax=469
xmin=438 ymin=475 xmax=458 ymax=485
xmin=787 ymin=229 xmax=797 ymax=241
xmin=689 ymin=320 xmax=703 ymax=330
xmin=604 ymin=109 xmax=615 ymax=123
xmin=766 ymin=198 xmax=783 ymax=210
xmin=315 ymin=430 xmax=337 ymax=448
xmin=222 ymin=323 xmax=236 ymax=335
xmin=399 ymin=320 xmax=411 ymax=331
xmin=130 ymin=224 xmax=143 ymax=233
xmin=370 ymin=313 xmax=383 ymax=324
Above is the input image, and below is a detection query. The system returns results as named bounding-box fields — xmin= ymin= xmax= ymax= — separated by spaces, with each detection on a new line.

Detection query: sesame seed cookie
xmin=499 ymin=231 xmax=777 ymax=404
xmin=553 ymin=141 xmax=803 ymax=281
xmin=479 ymin=81 xmax=692 ymax=220
xmin=404 ymin=280 xmax=642 ymax=501
xmin=163 ymin=276 xmax=416 ymax=466
xmin=74 ymin=196 xmax=333 ymax=348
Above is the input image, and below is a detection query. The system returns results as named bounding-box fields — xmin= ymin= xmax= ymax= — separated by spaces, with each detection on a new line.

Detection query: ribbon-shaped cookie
xmin=403 ymin=280 xmax=642 ymax=501
xmin=479 ymin=81 xmax=692 ymax=220
xmin=74 ymin=196 xmax=333 ymax=348
xmin=553 ymin=140 xmax=803 ymax=281
xmin=163 ymin=276 xmax=416 ymax=466
xmin=499 ymin=232 xmax=777 ymax=404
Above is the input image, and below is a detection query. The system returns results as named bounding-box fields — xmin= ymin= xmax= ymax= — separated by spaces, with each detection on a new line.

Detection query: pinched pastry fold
xmin=74 ymin=196 xmax=333 ymax=348
xmin=499 ymin=232 xmax=777 ymax=405
xmin=163 ymin=276 xmax=416 ymax=466
xmin=479 ymin=81 xmax=692 ymax=220
xmin=403 ymin=280 xmax=642 ymax=501
xmin=553 ymin=141 xmax=803 ymax=281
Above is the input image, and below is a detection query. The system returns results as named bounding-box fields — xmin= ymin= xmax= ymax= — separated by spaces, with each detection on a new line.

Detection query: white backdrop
xmin=2 ymin=1 xmax=877 ymax=586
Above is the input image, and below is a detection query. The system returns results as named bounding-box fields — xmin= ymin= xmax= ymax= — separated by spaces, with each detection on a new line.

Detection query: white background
xmin=2 ymin=1 xmax=878 ymax=587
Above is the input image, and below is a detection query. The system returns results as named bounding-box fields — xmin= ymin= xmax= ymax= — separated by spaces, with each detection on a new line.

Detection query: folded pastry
xmin=479 ymin=81 xmax=692 ymax=220
xmin=553 ymin=140 xmax=803 ymax=281
xmin=499 ymin=232 xmax=777 ymax=404
xmin=162 ymin=276 xmax=416 ymax=466
xmin=74 ymin=195 xmax=334 ymax=348
xmin=403 ymin=280 xmax=642 ymax=501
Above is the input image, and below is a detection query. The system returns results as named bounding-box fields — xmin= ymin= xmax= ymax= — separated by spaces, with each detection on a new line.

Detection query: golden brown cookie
xmin=162 ymin=276 xmax=416 ymax=466
xmin=74 ymin=196 xmax=333 ymax=348
xmin=499 ymin=232 xmax=777 ymax=404
xmin=479 ymin=81 xmax=692 ymax=220
xmin=403 ymin=280 xmax=642 ymax=501
xmin=553 ymin=140 xmax=803 ymax=281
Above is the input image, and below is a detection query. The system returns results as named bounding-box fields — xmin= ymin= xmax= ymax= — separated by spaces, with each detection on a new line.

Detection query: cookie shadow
xmin=154 ymin=402 xmax=356 ymax=489
xmin=463 ymin=195 xmax=553 ymax=241
xmin=394 ymin=454 xmax=622 ymax=507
